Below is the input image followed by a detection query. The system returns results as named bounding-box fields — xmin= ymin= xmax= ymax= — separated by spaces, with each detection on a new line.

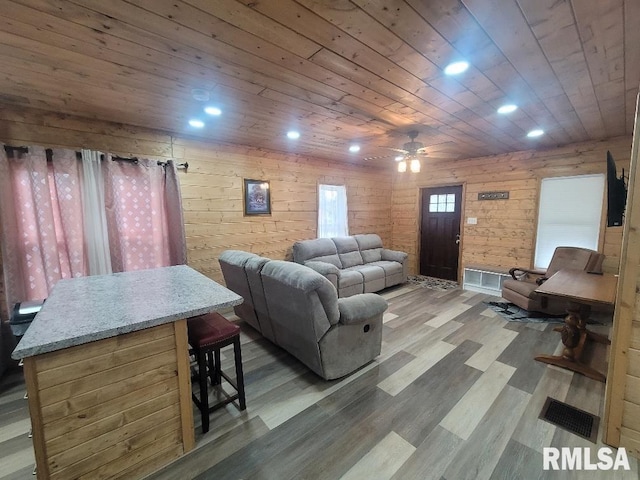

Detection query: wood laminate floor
xmin=1 ymin=285 xmax=638 ymax=479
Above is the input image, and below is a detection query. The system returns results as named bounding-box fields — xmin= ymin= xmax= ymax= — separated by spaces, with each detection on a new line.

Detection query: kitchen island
xmin=12 ymin=265 xmax=243 ymax=480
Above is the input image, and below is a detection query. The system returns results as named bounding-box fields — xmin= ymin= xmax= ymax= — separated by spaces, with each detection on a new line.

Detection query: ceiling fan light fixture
xmin=497 ymin=104 xmax=517 ymax=114
xmin=397 ymin=160 xmax=407 ymax=173
xmin=191 ymin=89 xmax=210 ymax=101
xmin=410 ymin=159 xmax=421 ymax=173
xmin=395 ymin=155 xmax=404 ymax=162
xmin=444 ymin=61 xmax=469 ymax=76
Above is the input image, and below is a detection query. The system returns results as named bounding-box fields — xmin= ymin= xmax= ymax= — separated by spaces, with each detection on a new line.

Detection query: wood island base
xmin=24 ymin=320 xmax=194 ymax=479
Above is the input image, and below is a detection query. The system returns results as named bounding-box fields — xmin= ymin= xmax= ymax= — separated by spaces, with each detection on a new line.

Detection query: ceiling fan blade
xmin=362 ymin=154 xmax=395 ymax=161
xmin=383 ymin=147 xmax=409 ymax=153
xmin=418 ymin=151 xmax=460 ymax=159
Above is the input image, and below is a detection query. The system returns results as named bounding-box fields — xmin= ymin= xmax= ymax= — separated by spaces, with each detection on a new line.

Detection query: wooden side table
xmin=534 ymin=269 xmax=617 ymax=382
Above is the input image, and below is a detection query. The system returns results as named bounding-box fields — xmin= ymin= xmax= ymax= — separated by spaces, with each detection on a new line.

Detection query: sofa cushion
xmin=312 ymin=254 xmax=343 ymax=268
xmin=355 ymin=234 xmax=383 ymax=250
xmin=333 ymin=236 xmax=364 ymax=268
xmin=355 ymin=234 xmax=384 ymax=263
xmin=368 ymin=260 xmax=403 ymax=277
xmin=347 ymin=265 xmax=385 ymax=293
xmin=339 ymin=269 xmax=364 ymax=288
xmin=260 ymin=260 xmax=339 ymax=374
xmin=502 ymin=278 xmax=538 ymax=297
xmin=293 ymin=238 xmax=343 ymax=268
xmin=361 ymin=248 xmax=382 ymax=263
xmin=345 ymin=265 xmax=385 ymax=282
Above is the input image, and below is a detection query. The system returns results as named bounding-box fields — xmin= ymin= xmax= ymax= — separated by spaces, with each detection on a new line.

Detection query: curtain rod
xmin=157 ymin=161 xmax=189 ymax=171
xmin=4 ymin=145 xmax=29 ymax=155
xmin=44 ymin=148 xmax=83 ymax=161
xmin=100 ymin=154 xmax=139 ymax=163
xmin=5 ymin=146 xmax=187 ymax=170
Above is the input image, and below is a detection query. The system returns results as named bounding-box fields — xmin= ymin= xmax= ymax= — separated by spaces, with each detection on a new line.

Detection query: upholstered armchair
xmin=501 ymin=246 xmax=605 ymax=315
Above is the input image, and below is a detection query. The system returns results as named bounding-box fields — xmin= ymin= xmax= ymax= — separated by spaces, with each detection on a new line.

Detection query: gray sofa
xmin=292 ymin=234 xmax=408 ymax=297
xmin=219 ymin=250 xmax=388 ymax=380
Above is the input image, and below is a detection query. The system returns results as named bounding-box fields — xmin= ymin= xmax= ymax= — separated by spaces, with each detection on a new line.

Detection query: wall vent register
xmin=463 ymin=265 xmax=511 ymax=295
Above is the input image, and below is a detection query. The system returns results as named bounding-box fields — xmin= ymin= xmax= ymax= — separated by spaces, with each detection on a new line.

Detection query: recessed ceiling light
xmin=287 ymin=130 xmax=300 ymax=139
xmin=395 ymin=155 xmax=404 ymax=162
xmin=191 ymin=89 xmax=210 ymax=102
xmin=204 ymin=106 xmax=222 ymax=116
xmin=444 ymin=61 xmax=469 ymax=76
xmin=527 ymin=129 xmax=544 ymax=138
xmin=349 ymin=145 xmax=360 ymax=153
xmin=188 ymin=119 xmax=205 ymax=128
xmin=497 ymin=104 xmax=518 ymax=114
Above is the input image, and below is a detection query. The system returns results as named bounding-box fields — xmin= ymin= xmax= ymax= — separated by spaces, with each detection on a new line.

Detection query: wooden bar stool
xmin=187 ymin=312 xmax=246 ymax=434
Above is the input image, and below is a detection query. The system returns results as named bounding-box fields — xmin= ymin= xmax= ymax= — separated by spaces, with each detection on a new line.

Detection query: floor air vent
xmin=539 ymin=397 xmax=599 ymax=443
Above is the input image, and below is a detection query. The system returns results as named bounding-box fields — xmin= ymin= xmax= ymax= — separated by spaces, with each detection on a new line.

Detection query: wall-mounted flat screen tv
xmin=606 ymin=150 xmax=627 ymax=227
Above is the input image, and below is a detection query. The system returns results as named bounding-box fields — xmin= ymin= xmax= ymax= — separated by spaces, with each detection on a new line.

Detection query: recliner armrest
xmin=509 ymin=267 xmax=546 ymax=280
xmin=304 ymin=260 xmax=340 ymax=276
xmin=304 ymin=260 xmax=339 ymax=290
xmin=381 ymin=249 xmax=407 ymax=264
xmin=338 ymin=294 xmax=388 ymax=325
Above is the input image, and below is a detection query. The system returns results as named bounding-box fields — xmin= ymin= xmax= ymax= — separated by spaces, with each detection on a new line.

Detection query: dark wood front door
xmin=420 ymin=185 xmax=462 ymax=281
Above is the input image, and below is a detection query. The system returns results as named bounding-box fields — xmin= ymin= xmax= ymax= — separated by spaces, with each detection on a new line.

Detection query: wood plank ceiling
xmin=0 ymin=0 xmax=637 ymax=167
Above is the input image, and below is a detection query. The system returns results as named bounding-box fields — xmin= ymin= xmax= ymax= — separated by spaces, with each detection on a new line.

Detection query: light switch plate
xmin=467 ymin=217 xmax=478 ymax=225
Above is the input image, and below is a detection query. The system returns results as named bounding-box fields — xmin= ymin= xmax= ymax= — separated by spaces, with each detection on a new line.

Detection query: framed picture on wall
xmin=243 ymin=179 xmax=271 ymax=216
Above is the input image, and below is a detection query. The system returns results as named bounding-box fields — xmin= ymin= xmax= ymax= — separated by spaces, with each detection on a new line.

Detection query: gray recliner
xmin=261 ymin=260 xmax=387 ymax=379
xmin=219 ymin=250 xmax=275 ymax=342
xmin=219 ymin=251 xmax=388 ymax=379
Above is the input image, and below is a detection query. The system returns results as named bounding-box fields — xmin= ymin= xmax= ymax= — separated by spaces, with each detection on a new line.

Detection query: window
xmin=534 ymin=174 xmax=605 ymax=269
xmin=429 ymin=193 xmax=456 ymax=212
xmin=318 ymin=184 xmax=348 ymax=238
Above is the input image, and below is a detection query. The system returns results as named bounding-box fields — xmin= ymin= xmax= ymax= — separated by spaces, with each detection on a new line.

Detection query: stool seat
xmin=187 ymin=312 xmax=246 ymax=434
xmin=188 ymin=312 xmax=240 ymax=348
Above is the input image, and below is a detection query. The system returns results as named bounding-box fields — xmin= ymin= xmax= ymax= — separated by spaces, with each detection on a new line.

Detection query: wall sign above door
xmin=478 ymin=191 xmax=509 ymax=200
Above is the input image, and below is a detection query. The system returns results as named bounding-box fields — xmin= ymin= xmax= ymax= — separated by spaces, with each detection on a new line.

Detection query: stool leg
xmin=197 ymin=349 xmax=210 ymax=434
xmin=233 ymin=337 xmax=246 ymax=410
xmin=207 ymin=350 xmax=215 ymax=386
xmin=213 ymin=348 xmax=222 ymax=386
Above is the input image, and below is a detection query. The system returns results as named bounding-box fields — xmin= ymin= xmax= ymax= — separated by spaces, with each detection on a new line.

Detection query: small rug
xmin=484 ymin=301 xmax=566 ymax=324
xmin=408 ymin=275 xmax=459 ymax=291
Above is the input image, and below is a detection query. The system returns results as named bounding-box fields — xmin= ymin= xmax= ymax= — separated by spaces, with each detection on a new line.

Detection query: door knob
xmin=455 ymin=234 xmax=460 ymax=245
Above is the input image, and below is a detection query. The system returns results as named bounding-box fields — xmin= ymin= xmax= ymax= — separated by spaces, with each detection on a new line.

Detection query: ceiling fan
xmin=363 ymin=130 xmax=459 ymax=161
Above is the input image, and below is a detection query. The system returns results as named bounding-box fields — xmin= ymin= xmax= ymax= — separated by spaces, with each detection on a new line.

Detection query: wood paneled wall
xmin=172 ymin=138 xmax=391 ymax=281
xmin=390 ymin=136 xmax=632 ymax=276
xmin=0 ymin=105 xmax=632 ymax=284
xmin=0 ymin=106 xmax=391 ymax=286
xmin=604 ymin=99 xmax=640 ymax=456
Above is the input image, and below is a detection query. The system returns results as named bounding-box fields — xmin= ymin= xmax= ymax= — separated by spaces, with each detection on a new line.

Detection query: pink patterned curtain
xmin=0 ymin=146 xmax=187 ymax=311
xmin=103 ymin=157 xmax=186 ymax=272
xmin=0 ymin=147 xmax=86 ymax=307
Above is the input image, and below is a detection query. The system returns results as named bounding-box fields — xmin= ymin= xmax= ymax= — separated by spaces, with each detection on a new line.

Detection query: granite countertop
xmin=12 ymin=265 xmax=243 ymax=359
